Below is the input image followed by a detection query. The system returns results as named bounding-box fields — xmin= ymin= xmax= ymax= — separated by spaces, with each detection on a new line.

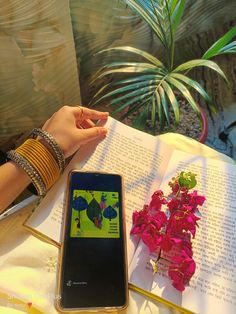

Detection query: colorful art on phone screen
xmin=70 ymin=190 xmax=120 ymax=238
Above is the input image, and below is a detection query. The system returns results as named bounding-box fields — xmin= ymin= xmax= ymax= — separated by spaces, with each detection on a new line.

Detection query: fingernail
xmin=100 ymin=127 xmax=108 ymax=136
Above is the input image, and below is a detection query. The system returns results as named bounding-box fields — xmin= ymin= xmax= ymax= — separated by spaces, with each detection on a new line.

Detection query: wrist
xmin=7 ymin=129 xmax=65 ymax=196
xmin=30 ymin=128 xmax=65 ymax=171
xmin=8 ymin=160 xmax=31 ymax=185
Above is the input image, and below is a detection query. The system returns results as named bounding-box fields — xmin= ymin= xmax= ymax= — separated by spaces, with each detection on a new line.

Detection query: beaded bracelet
xmin=30 ymin=128 xmax=65 ymax=171
xmin=7 ymin=138 xmax=61 ymax=196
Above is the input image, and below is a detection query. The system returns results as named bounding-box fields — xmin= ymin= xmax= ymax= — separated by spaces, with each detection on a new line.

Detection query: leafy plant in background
xmin=91 ymin=0 xmax=236 ymax=134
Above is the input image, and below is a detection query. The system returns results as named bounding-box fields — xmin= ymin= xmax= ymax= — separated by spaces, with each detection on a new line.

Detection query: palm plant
xmin=90 ymin=0 xmax=236 ymax=134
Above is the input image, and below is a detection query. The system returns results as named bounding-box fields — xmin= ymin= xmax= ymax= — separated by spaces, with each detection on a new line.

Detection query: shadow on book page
xmin=0 ymin=195 xmax=39 ymax=221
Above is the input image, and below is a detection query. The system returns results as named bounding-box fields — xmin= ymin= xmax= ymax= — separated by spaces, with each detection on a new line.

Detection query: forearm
xmin=0 ymin=161 xmax=31 ymax=213
xmin=0 ymin=106 xmax=108 ymax=214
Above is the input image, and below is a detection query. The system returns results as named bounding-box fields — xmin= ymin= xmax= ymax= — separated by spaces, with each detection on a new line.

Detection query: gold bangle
xmin=16 ymin=144 xmax=52 ymax=188
xmin=16 ymin=145 xmax=50 ymax=183
xmin=27 ymin=144 xmax=58 ymax=183
xmin=14 ymin=139 xmax=61 ymax=192
xmin=16 ymin=139 xmax=60 ymax=188
xmin=20 ymin=139 xmax=60 ymax=189
xmin=31 ymin=139 xmax=60 ymax=187
xmin=16 ymin=143 xmax=59 ymax=190
xmin=17 ymin=147 xmax=53 ymax=189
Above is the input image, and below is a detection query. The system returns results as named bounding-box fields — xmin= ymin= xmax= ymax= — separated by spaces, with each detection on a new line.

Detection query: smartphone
xmin=56 ymin=171 xmax=128 ymax=312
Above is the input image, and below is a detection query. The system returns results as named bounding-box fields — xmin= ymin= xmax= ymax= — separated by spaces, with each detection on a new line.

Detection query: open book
xmin=24 ymin=117 xmax=236 ymax=314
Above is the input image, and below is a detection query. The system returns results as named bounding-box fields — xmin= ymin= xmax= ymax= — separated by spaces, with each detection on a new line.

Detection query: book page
xmin=129 ymin=150 xmax=236 ymax=314
xmin=25 ymin=117 xmax=174 ymax=264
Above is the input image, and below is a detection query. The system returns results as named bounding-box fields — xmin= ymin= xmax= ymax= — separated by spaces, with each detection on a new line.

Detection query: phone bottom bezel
xmin=55 ymin=299 xmax=128 ymax=313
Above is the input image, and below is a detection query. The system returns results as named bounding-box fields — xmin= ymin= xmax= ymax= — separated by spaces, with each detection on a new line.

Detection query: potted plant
xmin=90 ymin=0 xmax=236 ymax=142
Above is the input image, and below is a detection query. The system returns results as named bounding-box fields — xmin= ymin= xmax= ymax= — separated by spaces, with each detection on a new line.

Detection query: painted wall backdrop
xmin=0 ymin=0 xmax=81 ymax=148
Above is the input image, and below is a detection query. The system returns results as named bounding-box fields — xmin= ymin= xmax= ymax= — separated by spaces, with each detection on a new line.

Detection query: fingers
xmin=77 ymin=127 xmax=108 ymax=145
xmin=78 ymin=119 xmax=95 ymax=129
xmin=73 ymin=106 xmax=109 ymax=121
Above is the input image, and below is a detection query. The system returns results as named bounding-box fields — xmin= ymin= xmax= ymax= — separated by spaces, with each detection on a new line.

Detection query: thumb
xmin=78 ymin=127 xmax=108 ymax=145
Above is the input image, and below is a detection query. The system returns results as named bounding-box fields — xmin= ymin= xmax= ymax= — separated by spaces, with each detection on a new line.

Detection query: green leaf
xmin=171 ymin=0 xmax=186 ymax=35
xmin=111 ymin=74 xmax=163 ymax=86
xmin=178 ymin=171 xmax=197 ymax=189
xmin=155 ymin=91 xmax=164 ymax=130
xmin=218 ymin=41 xmax=236 ymax=54
xmin=91 ymin=74 xmax=164 ymax=103
xmin=92 ymin=80 xmax=159 ymax=106
xmin=90 ymin=83 xmax=110 ymax=104
xmin=133 ymin=106 xmax=149 ymax=130
xmin=124 ymin=0 xmax=170 ymax=47
xmin=110 ymin=86 xmax=156 ymax=106
xmin=96 ymin=46 xmax=164 ymax=67
xmin=161 ymin=80 xmax=180 ymax=124
xmin=101 ymin=61 xmax=160 ymax=69
xmin=166 ymin=76 xmax=200 ymax=115
xmin=119 ymin=99 xmax=149 ymax=120
xmin=170 ymin=72 xmax=211 ymax=102
xmin=169 ymin=0 xmax=179 ymax=13
xmin=173 ymin=59 xmax=228 ymax=83
xmin=151 ymin=95 xmax=156 ymax=130
xmin=91 ymin=66 xmax=163 ymax=84
xmin=203 ymin=25 xmax=236 ymax=59
xmin=96 ymin=62 xmax=160 ymax=75
xmin=158 ymin=85 xmax=170 ymax=125
xmin=112 ymin=91 xmax=154 ymax=114
xmin=116 ymin=0 xmax=165 ymax=42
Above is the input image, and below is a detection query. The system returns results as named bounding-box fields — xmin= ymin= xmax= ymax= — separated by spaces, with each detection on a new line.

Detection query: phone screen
xmin=59 ymin=171 xmax=127 ymax=310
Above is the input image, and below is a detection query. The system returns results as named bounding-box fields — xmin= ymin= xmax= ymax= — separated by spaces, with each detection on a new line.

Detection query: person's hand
xmin=42 ymin=106 xmax=109 ymax=158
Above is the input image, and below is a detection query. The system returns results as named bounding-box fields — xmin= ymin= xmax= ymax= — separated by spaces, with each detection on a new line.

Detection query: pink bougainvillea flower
xmin=160 ymin=234 xmax=182 ymax=252
xmin=169 ymin=180 xmax=180 ymax=194
xmin=167 ymin=198 xmax=181 ymax=212
xmin=179 ymin=190 xmax=191 ymax=204
xmin=180 ymin=239 xmax=193 ymax=257
xmin=188 ymin=190 xmax=206 ymax=209
xmin=140 ymin=212 xmax=168 ymax=252
xmin=179 ymin=190 xmax=205 ymax=212
xmin=142 ymin=204 xmax=150 ymax=212
xmin=130 ymin=171 xmax=204 ymax=291
xmin=149 ymin=190 xmax=167 ymax=211
xmin=130 ymin=209 xmax=149 ymax=235
xmin=168 ymin=251 xmax=196 ymax=291
xmin=134 ymin=211 xmax=167 ymax=252
xmin=131 ymin=207 xmax=167 ymax=241
xmin=166 ymin=205 xmax=200 ymax=238
xmin=152 ymin=210 xmax=168 ymax=228
xmin=141 ymin=222 xmax=163 ymax=252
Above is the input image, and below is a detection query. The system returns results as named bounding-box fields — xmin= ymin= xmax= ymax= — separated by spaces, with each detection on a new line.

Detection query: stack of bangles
xmin=7 ymin=128 xmax=65 ymax=196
